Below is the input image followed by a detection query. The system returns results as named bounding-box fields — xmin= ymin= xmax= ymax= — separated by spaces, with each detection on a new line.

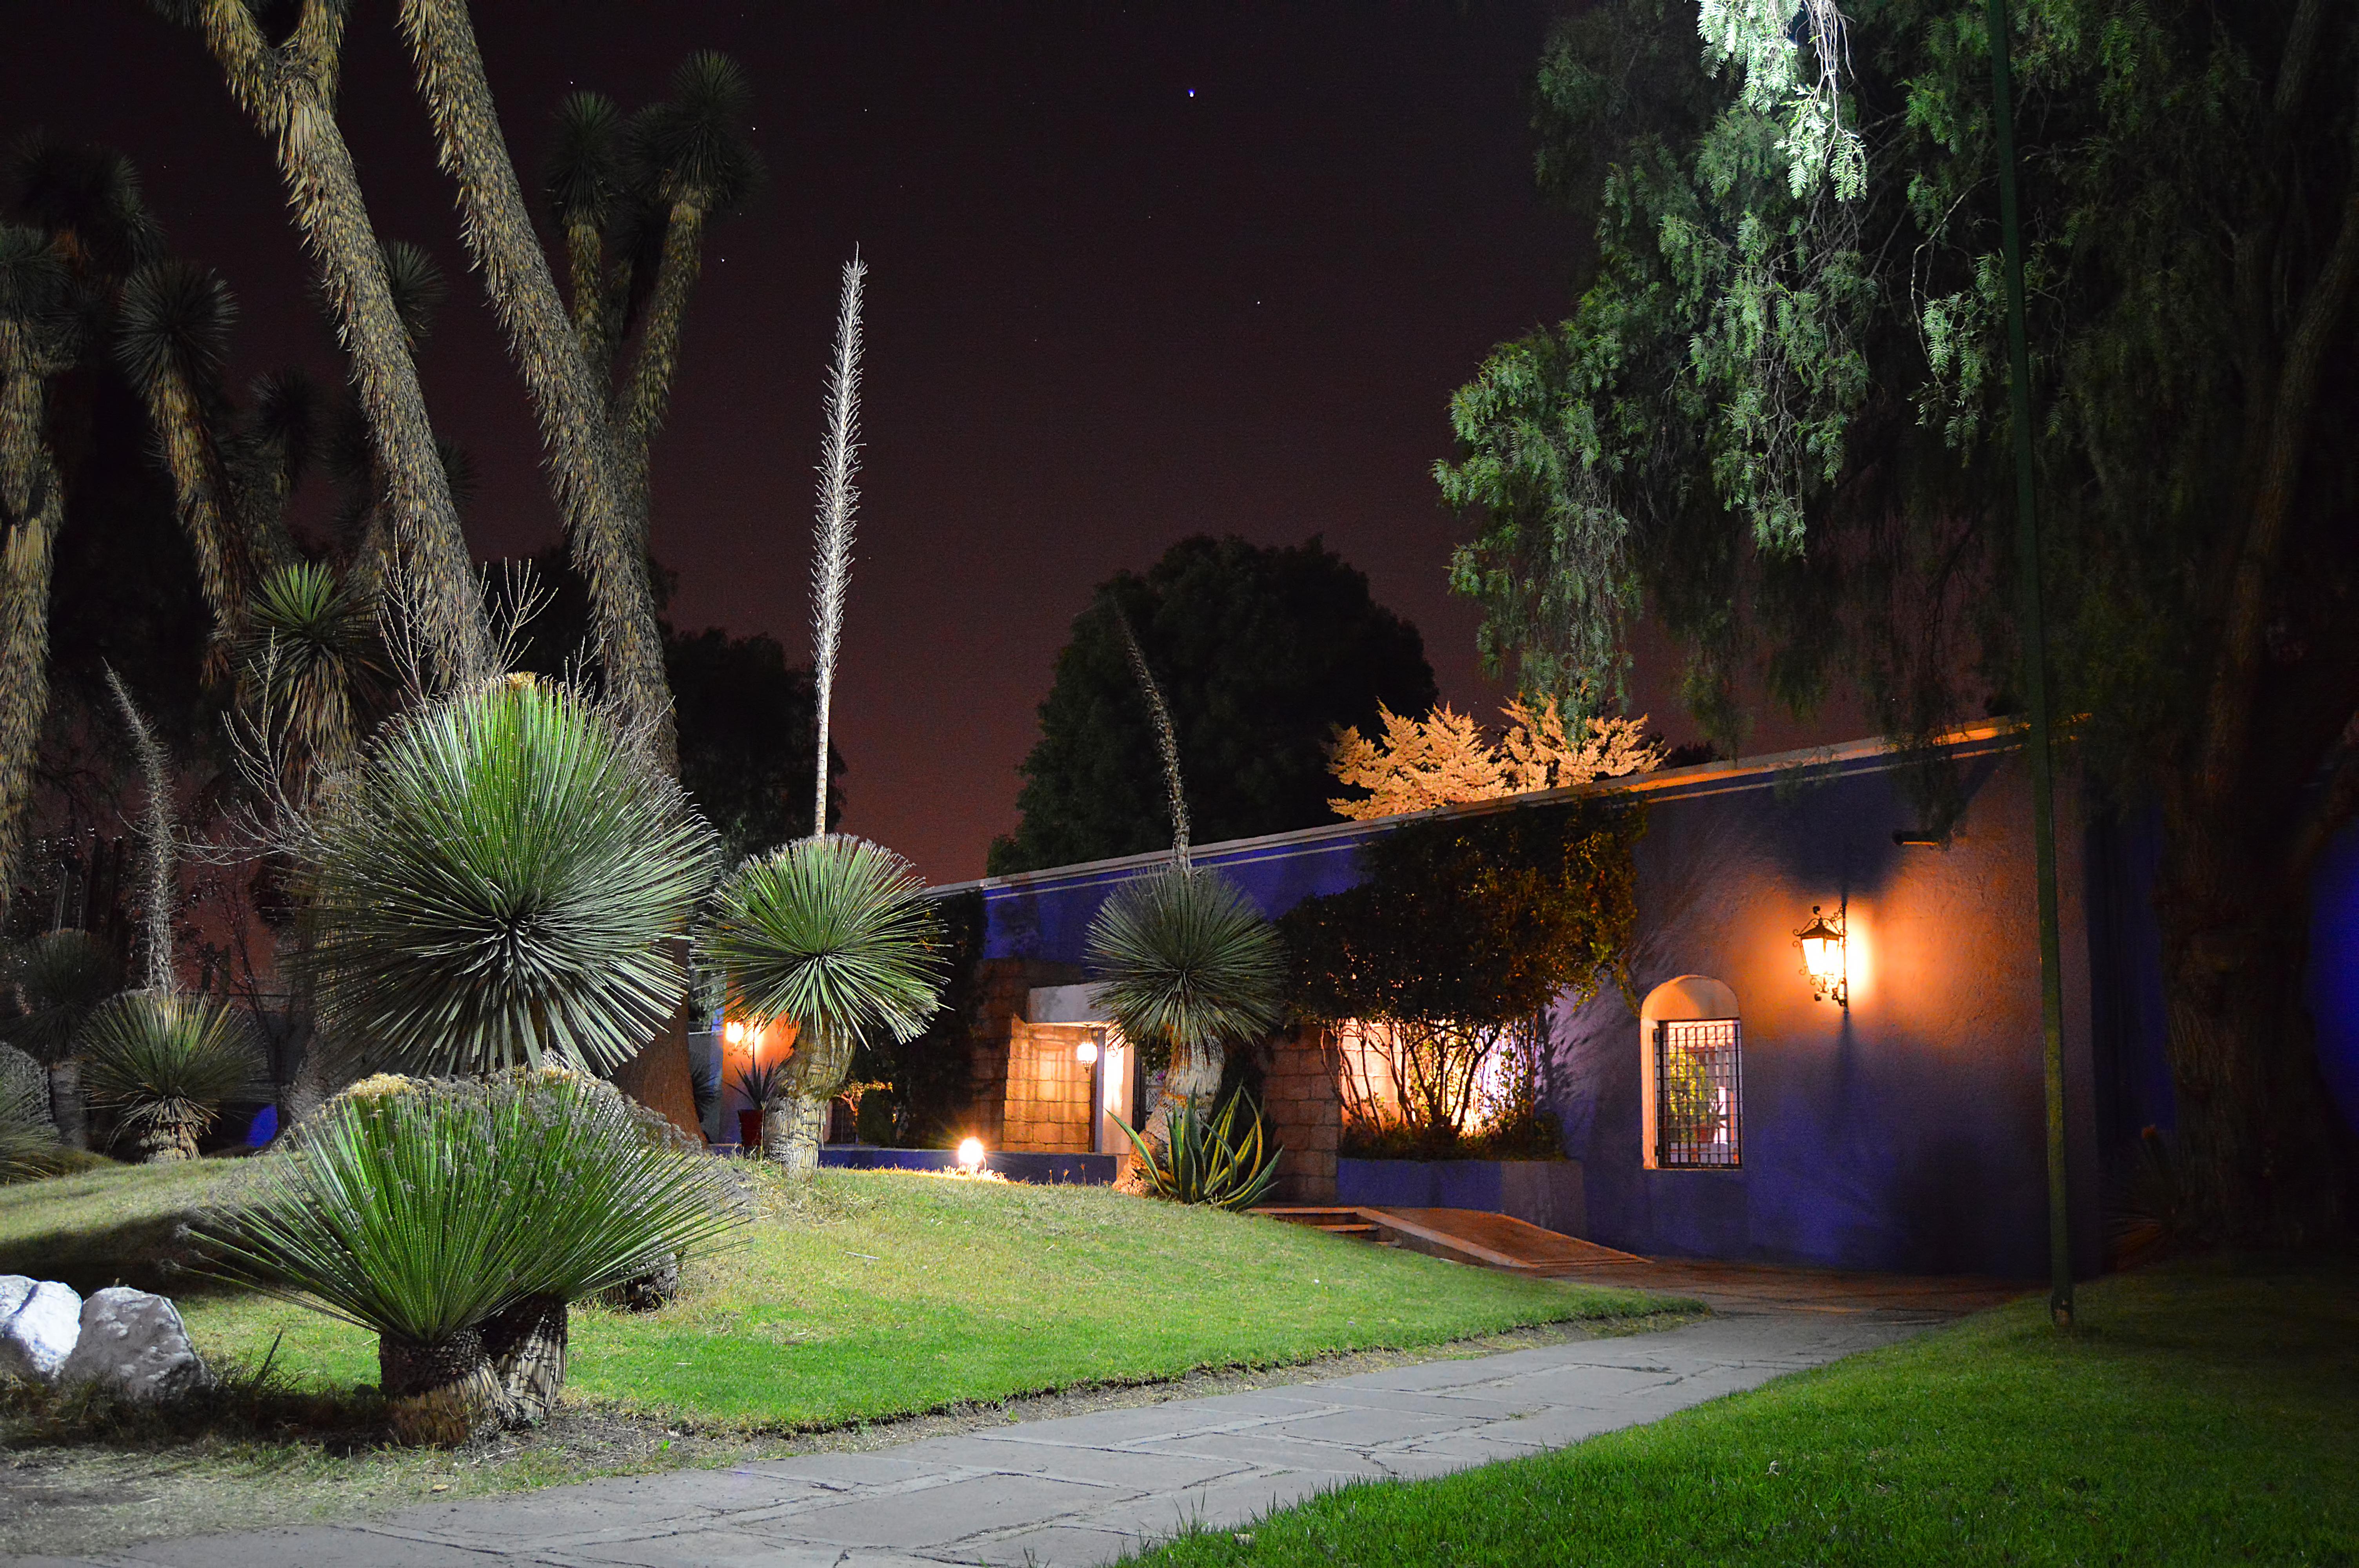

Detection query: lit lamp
xmin=956 ymin=1136 xmax=985 ymax=1173
xmin=723 ymin=1020 xmax=746 ymax=1045
xmin=1795 ymin=905 xmax=1848 ymax=1008
xmin=1075 ymin=1038 xmax=1100 ymax=1066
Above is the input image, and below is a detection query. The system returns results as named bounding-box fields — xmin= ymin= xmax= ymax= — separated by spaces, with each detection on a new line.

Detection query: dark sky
xmin=7 ymin=2 xmax=1847 ymax=882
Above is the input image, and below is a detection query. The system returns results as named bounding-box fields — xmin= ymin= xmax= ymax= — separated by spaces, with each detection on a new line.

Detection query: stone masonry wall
xmin=1258 ymin=1025 xmax=1340 ymax=1202
xmin=1001 ymin=1023 xmax=1100 ymax=1154
xmin=966 ymin=958 xmax=1082 ymax=1148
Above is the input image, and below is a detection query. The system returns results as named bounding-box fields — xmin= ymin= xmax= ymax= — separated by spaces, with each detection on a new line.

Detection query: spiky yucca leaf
xmin=545 ymin=91 xmax=626 ymax=223
xmin=115 ymin=258 xmax=234 ymax=394
xmin=299 ymin=680 xmax=719 ymax=1076
xmin=197 ymin=1069 xmax=749 ymax=1345
xmin=1114 ymin=1089 xmax=1283 ymax=1211
xmin=629 ymin=52 xmax=761 ymax=211
xmin=1085 ymin=867 xmax=1284 ymax=1068
xmin=78 ymin=991 xmax=267 ymax=1159
xmin=0 ymin=1044 xmax=76 ymax=1183
xmin=1 ymin=930 xmax=121 ymax=1063
xmin=378 ymin=239 xmax=448 ymax=347
xmin=707 ymin=836 xmax=945 ymax=1045
xmin=238 ymin=561 xmax=387 ymax=775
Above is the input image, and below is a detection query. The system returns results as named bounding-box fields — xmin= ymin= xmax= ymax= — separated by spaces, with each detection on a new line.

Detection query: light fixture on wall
xmin=723 ymin=1020 xmax=746 ymax=1045
xmin=1075 ymin=1038 xmax=1100 ymax=1066
xmin=1795 ymin=904 xmax=1849 ymax=1009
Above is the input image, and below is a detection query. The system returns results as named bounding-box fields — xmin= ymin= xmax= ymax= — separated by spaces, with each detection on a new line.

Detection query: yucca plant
xmin=1085 ymin=865 xmax=1285 ymax=1151
xmin=2 ymin=929 xmax=122 ymax=1063
xmin=297 ymin=679 xmax=719 ymax=1078
xmin=197 ymin=1069 xmax=748 ymax=1444
xmin=78 ymin=991 xmax=268 ymax=1161
xmin=0 ymin=1043 xmax=70 ymax=1182
xmin=705 ymin=836 xmax=944 ymax=1172
xmin=237 ymin=560 xmax=388 ymax=784
xmin=1116 ymin=1089 xmax=1284 ymax=1212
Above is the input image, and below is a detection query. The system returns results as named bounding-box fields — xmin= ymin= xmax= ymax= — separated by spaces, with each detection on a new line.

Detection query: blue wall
xmin=963 ymin=742 xmax=2325 ymax=1278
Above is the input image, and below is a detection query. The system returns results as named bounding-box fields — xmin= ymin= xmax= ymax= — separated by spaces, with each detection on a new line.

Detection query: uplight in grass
xmin=957 ymin=1137 xmax=985 ymax=1172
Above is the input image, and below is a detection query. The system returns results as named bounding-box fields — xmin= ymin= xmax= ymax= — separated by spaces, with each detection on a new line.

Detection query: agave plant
xmin=297 ymin=679 xmax=719 ymax=1078
xmin=1116 ymin=1089 xmax=1284 ymax=1212
xmin=198 ymin=1069 xmax=748 ymax=1444
xmin=1085 ymin=865 xmax=1284 ymax=1148
xmin=77 ymin=991 xmax=268 ymax=1161
xmin=705 ymin=836 xmax=944 ymax=1172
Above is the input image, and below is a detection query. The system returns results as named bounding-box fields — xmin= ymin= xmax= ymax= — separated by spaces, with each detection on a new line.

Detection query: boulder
xmin=56 ymin=1287 xmax=210 ymax=1403
xmin=0 ymin=1276 xmax=83 ymax=1382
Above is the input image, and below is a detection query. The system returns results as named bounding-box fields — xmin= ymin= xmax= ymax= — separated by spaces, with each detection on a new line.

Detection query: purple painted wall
xmin=951 ymin=733 xmax=2290 ymax=1278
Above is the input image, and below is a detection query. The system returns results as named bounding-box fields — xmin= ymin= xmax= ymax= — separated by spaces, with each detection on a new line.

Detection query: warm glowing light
xmin=956 ymin=1137 xmax=985 ymax=1171
xmin=1076 ymin=1039 xmax=1100 ymax=1066
xmin=723 ymin=1020 xmax=746 ymax=1045
xmin=1795 ymin=905 xmax=1849 ymax=1008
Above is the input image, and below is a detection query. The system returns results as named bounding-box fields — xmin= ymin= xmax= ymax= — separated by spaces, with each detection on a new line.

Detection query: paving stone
xmin=105 ymin=1526 xmax=505 ymax=1566
xmin=756 ymin=1472 xmax=1110 ymax=1550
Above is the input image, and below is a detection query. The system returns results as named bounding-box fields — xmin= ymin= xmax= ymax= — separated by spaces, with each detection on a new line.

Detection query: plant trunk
xmin=45 ymin=1060 xmax=84 ymax=1150
xmin=480 ymin=1294 xmax=567 ymax=1427
xmin=1145 ymin=1038 xmax=1223 ymax=1156
xmin=379 ymin=1327 xmax=507 ymax=1446
xmin=138 ymin=1115 xmax=201 ymax=1163
xmin=2153 ymin=795 xmax=2345 ymax=1245
xmin=765 ymin=1024 xmax=852 ymax=1174
xmin=0 ymin=339 xmax=64 ymax=934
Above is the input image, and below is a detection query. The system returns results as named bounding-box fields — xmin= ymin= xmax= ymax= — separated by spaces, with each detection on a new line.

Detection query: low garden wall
xmin=1336 ymin=1157 xmax=1587 ymax=1238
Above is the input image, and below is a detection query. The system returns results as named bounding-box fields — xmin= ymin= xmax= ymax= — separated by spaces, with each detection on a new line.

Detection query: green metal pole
xmin=1986 ymin=0 xmax=2074 ymax=1328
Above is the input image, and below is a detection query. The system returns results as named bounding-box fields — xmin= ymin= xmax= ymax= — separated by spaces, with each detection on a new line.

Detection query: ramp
xmin=1256 ymin=1205 xmax=1642 ymax=1275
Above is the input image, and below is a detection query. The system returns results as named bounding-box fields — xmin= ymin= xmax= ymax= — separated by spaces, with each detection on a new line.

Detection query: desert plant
xmin=296 ymin=679 xmax=719 ymax=1078
xmin=729 ymin=1053 xmax=789 ymax=1108
xmin=0 ymin=1042 xmax=62 ymax=1181
xmin=706 ymin=835 xmax=944 ymax=1172
xmin=77 ymin=991 xmax=267 ymax=1161
xmin=1114 ymin=1089 xmax=1283 ymax=1212
xmin=1085 ymin=864 xmax=1284 ymax=1146
xmin=196 ymin=1068 xmax=748 ymax=1444
xmin=2 ymin=929 xmax=121 ymax=1063
xmin=237 ymin=560 xmax=388 ymax=784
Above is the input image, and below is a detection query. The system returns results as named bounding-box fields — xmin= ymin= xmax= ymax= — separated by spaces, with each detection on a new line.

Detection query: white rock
xmin=0 ymin=1274 xmax=32 ymax=1322
xmin=0 ymin=1278 xmax=82 ymax=1382
xmin=56 ymin=1287 xmax=211 ymax=1403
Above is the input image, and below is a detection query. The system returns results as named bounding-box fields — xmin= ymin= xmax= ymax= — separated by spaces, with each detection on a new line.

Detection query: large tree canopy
xmin=1441 ymin=0 xmax=2359 ymax=1241
xmin=989 ymin=535 xmax=1437 ymax=874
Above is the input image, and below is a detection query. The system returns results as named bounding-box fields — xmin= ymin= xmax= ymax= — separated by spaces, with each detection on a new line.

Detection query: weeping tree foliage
xmin=1439 ymin=0 xmax=2359 ymax=1242
xmin=78 ymin=991 xmax=267 ymax=1161
xmin=197 ymin=1069 xmax=749 ymax=1444
xmin=705 ymin=835 xmax=945 ymax=1173
xmin=296 ymin=679 xmax=719 ymax=1079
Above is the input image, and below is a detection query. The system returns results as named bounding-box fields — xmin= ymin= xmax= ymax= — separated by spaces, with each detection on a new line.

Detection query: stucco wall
xmin=1551 ymin=747 xmax=2105 ymax=1279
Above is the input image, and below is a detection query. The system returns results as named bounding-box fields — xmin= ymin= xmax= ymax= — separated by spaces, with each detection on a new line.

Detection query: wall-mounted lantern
xmin=723 ymin=1020 xmax=747 ymax=1045
xmin=1795 ymin=904 xmax=1848 ymax=1009
xmin=1075 ymin=1038 xmax=1100 ymax=1065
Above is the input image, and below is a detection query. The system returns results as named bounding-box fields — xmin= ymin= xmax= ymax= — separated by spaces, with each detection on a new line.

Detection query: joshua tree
xmin=391 ymin=0 xmax=727 ymax=766
xmin=295 ymin=679 xmax=719 ymax=1080
xmin=0 ymin=226 xmax=71 ymax=932
xmin=152 ymin=0 xmax=493 ymax=688
xmin=706 ymin=835 xmax=944 ymax=1172
xmin=1083 ymin=598 xmax=1286 ymax=1147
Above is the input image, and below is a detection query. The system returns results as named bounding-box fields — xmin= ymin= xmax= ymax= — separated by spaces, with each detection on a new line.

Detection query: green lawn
xmin=1127 ymin=1255 xmax=2359 ymax=1567
xmin=0 ymin=1160 xmax=1675 ymax=1430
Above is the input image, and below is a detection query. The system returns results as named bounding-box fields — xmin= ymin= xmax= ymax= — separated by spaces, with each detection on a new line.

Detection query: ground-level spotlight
xmin=956 ymin=1136 xmax=985 ymax=1173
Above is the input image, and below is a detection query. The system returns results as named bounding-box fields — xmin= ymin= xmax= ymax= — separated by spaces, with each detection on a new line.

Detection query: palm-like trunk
xmin=0 ymin=314 xmax=65 ymax=931
xmin=393 ymin=0 xmax=675 ymax=769
xmin=1145 ymin=1037 xmax=1223 ymax=1154
xmin=133 ymin=365 xmax=262 ymax=656
xmin=184 ymin=0 xmax=492 ymax=689
xmin=764 ymin=1023 xmax=852 ymax=1174
xmin=610 ymin=197 xmax=707 ymax=552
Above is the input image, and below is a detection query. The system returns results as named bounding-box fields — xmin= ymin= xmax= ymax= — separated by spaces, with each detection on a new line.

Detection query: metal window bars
xmin=1654 ymin=1018 xmax=1742 ymax=1169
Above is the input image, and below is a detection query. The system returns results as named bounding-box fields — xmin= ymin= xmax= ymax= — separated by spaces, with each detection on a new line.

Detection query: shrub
xmin=1116 ymin=1089 xmax=1283 ymax=1212
xmin=296 ymin=679 xmax=720 ymax=1076
xmin=77 ymin=993 xmax=268 ymax=1161
xmin=0 ymin=931 xmax=121 ymax=1064
xmin=196 ymin=1069 xmax=749 ymax=1443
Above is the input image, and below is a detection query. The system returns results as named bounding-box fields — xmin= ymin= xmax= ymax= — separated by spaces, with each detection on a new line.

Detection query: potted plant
xmin=731 ymin=1055 xmax=789 ymax=1151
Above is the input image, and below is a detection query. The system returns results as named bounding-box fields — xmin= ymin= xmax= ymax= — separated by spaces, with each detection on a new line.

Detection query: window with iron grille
xmin=1653 ymin=1018 xmax=1742 ymax=1168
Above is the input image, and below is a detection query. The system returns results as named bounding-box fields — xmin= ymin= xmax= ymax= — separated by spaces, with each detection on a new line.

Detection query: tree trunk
xmin=45 ymin=1060 xmax=84 ymax=1150
xmin=2154 ymin=793 xmax=2346 ymax=1245
xmin=379 ymin=1327 xmax=507 ymax=1446
xmin=0 ymin=341 xmax=65 ymax=933
xmin=480 ymin=1294 xmax=567 ymax=1427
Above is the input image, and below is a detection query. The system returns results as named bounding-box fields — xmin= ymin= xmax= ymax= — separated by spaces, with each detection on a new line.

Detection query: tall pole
xmin=1986 ymin=0 xmax=2074 ymax=1328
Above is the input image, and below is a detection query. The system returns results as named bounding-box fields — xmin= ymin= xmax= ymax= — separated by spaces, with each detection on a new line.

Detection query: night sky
xmin=6 ymin=3 xmax=1846 ymax=882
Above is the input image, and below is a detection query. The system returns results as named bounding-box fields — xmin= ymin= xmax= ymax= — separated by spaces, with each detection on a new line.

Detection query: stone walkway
xmin=11 ymin=1303 xmax=1977 ymax=1568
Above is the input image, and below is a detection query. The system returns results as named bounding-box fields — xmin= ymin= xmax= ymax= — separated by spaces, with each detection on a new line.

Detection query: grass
xmin=0 ymin=1160 xmax=1673 ymax=1430
xmin=1126 ymin=1254 xmax=2359 ymax=1568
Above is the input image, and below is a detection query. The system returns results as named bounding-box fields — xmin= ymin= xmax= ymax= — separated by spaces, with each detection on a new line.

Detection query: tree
xmin=1438 ymin=0 xmax=2359 ymax=1241
xmin=990 ymin=535 xmax=1439 ymax=874
xmin=1328 ymin=696 xmax=1662 ymax=820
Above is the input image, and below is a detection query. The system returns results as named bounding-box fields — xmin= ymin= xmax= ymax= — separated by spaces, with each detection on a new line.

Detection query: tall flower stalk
xmin=809 ymin=254 xmax=864 ymax=837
